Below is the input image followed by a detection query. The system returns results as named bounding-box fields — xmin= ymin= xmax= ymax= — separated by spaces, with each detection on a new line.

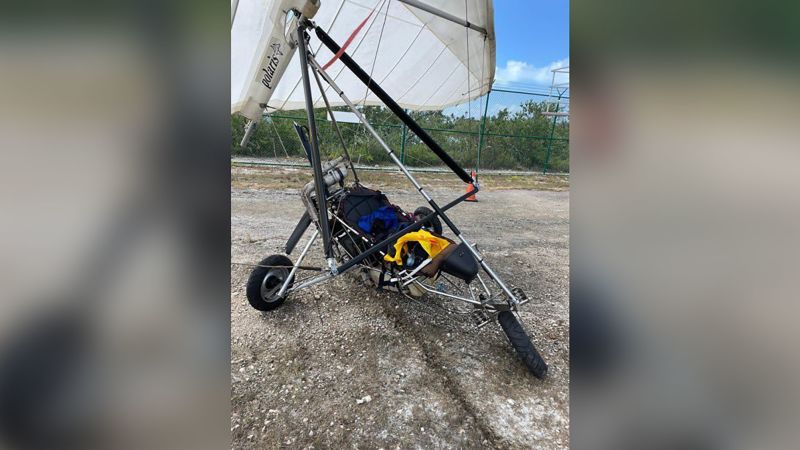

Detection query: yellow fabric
xmin=384 ymin=230 xmax=450 ymax=266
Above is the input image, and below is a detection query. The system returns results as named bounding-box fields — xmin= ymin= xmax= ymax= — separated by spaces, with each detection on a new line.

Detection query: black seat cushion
xmin=338 ymin=186 xmax=392 ymax=234
xmin=439 ymin=243 xmax=480 ymax=283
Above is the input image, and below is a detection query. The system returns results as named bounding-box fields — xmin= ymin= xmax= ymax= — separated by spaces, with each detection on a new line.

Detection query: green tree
xmin=232 ymin=99 xmax=569 ymax=172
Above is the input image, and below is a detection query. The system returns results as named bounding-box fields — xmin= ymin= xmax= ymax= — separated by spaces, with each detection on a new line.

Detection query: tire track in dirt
xmin=376 ymin=293 xmax=505 ymax=449
xmin=232 ymin=180 xmax=569 ymax=448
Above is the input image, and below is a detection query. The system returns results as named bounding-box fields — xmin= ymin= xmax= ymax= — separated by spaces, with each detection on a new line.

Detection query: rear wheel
xmin=246 ymin=255 xmax=294 ymax=311
xmin=414 ymin=206 xmax=443 ymax=235
xmin=498 ymin=311 xmax=548 ymax=378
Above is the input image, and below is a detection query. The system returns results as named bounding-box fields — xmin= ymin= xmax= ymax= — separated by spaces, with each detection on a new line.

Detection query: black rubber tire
xmin=246 ymin=255 xmax=294 ymax=311
xmin=498 ymin=311 xmax=548 ymax=378
xmin=413 ymin=206 xmax=443 ymax=235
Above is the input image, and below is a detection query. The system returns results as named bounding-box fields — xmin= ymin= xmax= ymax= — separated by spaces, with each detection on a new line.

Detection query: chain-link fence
xmin=232 ymin=88 xmax=569 ymax=174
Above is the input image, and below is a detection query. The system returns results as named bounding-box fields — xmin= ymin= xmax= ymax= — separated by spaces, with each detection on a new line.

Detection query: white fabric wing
xmin=232 ymin=0 xmax=495 ymax=113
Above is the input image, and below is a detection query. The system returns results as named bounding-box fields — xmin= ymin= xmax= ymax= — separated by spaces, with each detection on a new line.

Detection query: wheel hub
xmin=260 ymin=268 xmax=288 ymax=302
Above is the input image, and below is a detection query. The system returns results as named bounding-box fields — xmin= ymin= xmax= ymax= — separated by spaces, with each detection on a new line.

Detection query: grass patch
xmin=232 ymin=165 xmax=569 ymax=192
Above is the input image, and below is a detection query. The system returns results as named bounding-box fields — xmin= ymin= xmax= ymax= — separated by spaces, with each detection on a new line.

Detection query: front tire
xmin=498 ymin=311 xmax=548 ymax=378
xmin=246 ymin=255 xmax=294 ymax=311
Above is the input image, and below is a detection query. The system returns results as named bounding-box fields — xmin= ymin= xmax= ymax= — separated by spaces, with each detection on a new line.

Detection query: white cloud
xmin=495 ymin=58 xmax=569 ymax=87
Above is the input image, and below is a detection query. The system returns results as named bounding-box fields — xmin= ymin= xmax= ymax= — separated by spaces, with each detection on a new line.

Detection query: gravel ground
xmin=231 ymin=169 xmax=569 ymax=449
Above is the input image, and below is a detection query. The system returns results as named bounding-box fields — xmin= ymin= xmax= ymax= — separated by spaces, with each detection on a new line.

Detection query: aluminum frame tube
xmin=297 ymin=25 xmax=334 ymax=263
xmin=313 ymin=26 xmax=473 ymax=184
xmin=396 ymin=0 xmax=488 ymax=35
xmin=334 ymin=188 xmax=477 ymax=274
xmin=278 ymin=229 xmax=319 ymax=297
xmin=307 ymin=53 xmax=520 ymax=304
xmin=307 ymin=56 xmax=430 ymax=196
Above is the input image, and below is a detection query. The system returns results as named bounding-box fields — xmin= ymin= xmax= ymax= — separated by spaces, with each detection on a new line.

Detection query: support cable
xmin=356 ymin=0 xmax=390 ymax=166
xmin=313 ymin=25 xmax=473 ymax=183
xmin=310 ymin=55 xmax=361 ymax=184
xmin=269 ymin=118 xmax=290 ymax=158
xmin=464 ymin=0 xmax=472 ymax=173
xmin=361 ymin=0 xmax=391 ymax=108
xmin=476 ymin=34 xmax=487 ymax=176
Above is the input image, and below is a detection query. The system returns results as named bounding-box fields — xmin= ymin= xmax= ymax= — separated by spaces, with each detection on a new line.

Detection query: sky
xmin=444 ymin=0 xmax=569 ymax=117
xmin=492 ymin=0 xmax=569 ymax=89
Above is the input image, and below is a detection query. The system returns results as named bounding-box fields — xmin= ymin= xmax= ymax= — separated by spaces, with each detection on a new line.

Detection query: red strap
xmin=321 ymin=4 xmax=379 ymax=71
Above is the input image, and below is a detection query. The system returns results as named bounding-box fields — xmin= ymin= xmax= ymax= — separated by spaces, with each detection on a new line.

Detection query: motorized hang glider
xmin=231 ymin=0 xmax=495 ymax=118
xmin=230 ymin=1 xmax=549 ymax=378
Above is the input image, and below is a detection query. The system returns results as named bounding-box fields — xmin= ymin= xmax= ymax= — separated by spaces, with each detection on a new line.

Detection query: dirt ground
xmin=231 ymin=166 xmax=569 ymax=449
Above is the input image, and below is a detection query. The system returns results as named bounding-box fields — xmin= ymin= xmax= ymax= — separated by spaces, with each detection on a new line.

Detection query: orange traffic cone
xmin=465 ymin=170 xmax=478 ymax=202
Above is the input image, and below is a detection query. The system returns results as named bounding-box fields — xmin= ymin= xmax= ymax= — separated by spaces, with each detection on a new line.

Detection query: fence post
xmin=476 ymin=89 xmax=491 ymax=174
xmin=400 ymin=124 xmax=407 ymax=164
xmin=542 ymin=93 xmax=562 ymax=174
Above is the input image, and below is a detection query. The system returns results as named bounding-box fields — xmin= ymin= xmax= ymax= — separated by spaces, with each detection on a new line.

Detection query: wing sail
xmin=231 ymin=0 xmax=495 ymax=115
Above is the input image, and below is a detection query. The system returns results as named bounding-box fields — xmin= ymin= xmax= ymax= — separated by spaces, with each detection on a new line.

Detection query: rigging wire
xmin=404 ymin=152 xmax=435 ymax=168
xmin=334 ymin=0 xmax=389 ymax=166
xmin=321 ymin=2 xmax=381 ymax=70
xmin=269 ymin=118 xmax=290 ymax=158
xmin=356 ymin=0 xmax=391 ymax=162
xmin=361 ymin=0 xmax=390 ymax=108
xmin=464 ymin=0 xmax=472 ymax=173
xmin=310 ymin=0 xmax=383 ymax=109
xmin=477 ymin=33 xmax=487 ymax=174
xmin=309 ymin=50 xmax=361 ymax=183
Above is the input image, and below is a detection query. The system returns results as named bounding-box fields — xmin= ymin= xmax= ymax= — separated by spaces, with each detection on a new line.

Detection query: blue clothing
xmin=358 ymin=206 xmax=399 ymax=234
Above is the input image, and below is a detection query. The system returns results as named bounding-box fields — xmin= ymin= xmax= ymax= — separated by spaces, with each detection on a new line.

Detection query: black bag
xmin=338 ymin=186 xmax=411 ymax=241
xmin=338 ymin=186 xmax=391 ymax=234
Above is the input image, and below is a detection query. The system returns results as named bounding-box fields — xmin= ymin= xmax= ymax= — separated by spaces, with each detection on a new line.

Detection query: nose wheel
xmin=246 ymin=255 xmax=295 ymax=311
xmin=498 ymin=311 xmax=548 ymax=378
